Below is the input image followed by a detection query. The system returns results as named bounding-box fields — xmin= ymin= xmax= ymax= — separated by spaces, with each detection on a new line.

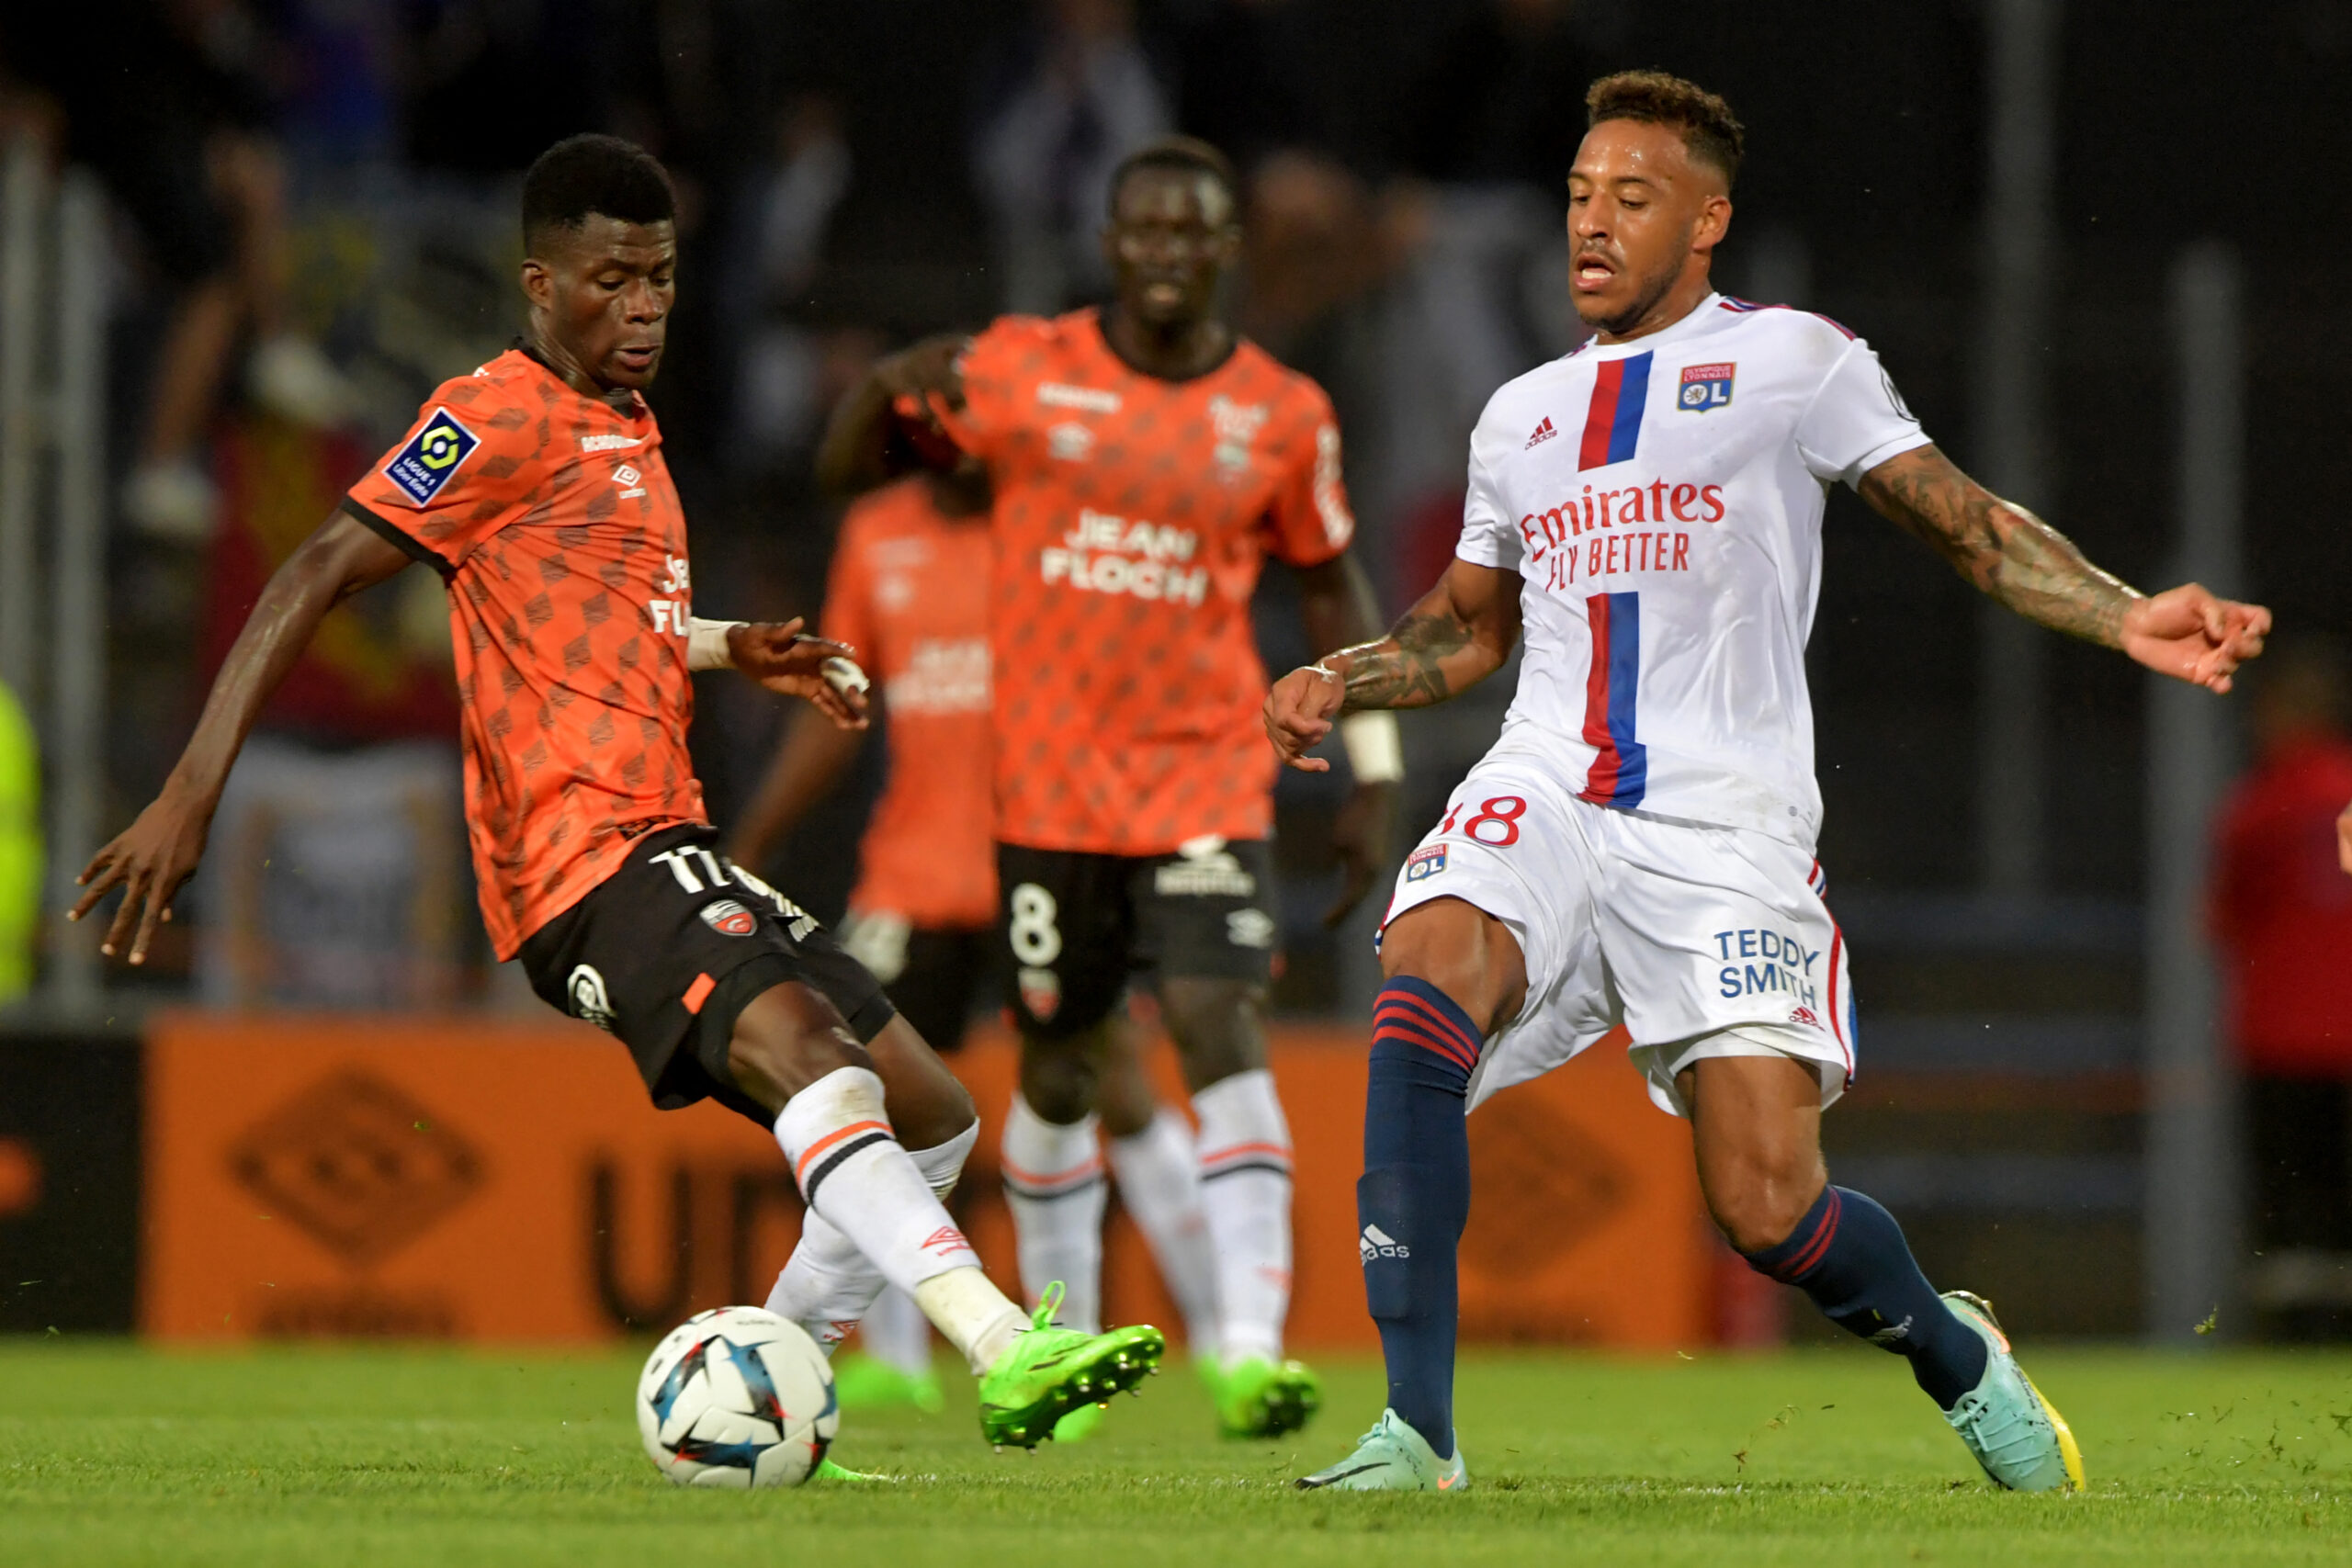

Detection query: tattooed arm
xmin=1859 ymin=444 xmax=2271 ymax=691
xmin=1263 ymin=557 xmax=1521 ymax=773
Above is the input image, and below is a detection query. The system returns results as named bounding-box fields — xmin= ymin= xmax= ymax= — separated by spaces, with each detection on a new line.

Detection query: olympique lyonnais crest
xmin=700 ymin=899 xmax=758 ymax=937
xmin=1678 ymin=362 xmax=1736 ymax=413
xmin=1405 ymin=844 xmax=1449 ymax=882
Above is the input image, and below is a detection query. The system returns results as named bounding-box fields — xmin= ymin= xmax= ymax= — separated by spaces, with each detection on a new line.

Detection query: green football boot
xmin=1940 ymin=1291 xmax=2086 ymax=1493
xmin=811 ymin=1458 xmax=893 ymax=1483
xmin=1209 ymin=1353 xmax=1323 ymax=1439
xmin=1295 ymin=1408 xmax=1468 ymax=1492
xmin=831 ymin=1350 xmax=944 ymax=1415
xmin=976 ymin=1282 xmax=1166 ymax=1448
xmin=1048 ymin=1399 xmax=1108 ymax=1443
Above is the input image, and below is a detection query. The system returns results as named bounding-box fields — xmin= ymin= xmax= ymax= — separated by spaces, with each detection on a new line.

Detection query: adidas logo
xmin=1525 ymin=416 xmax=1557 ymax=448
xmin=1360 ymin=1224 xmax=1409 ymax=1263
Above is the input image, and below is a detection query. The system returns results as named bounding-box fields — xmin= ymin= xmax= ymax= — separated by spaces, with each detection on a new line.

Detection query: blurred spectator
xmin=0 ymin=680 xmax=35 ymax=1006
xmin=0 ymin=0 xmax=353 ymax=544
xmin=2211 ymin=637 xmax=2352 ymax=1338
xmin=1157 ymin=0 xmax=1317 ymax=174
xmin=974 ymin=0 xmax=1170 ymax=312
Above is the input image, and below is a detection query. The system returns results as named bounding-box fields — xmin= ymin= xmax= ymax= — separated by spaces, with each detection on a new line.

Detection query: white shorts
xmin=1378 ymin=747 xmax=1856 ymax=1119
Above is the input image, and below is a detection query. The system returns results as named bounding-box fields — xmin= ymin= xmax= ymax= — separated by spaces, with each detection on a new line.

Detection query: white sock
xmin=1193 ymin=1068 xmax=1294 ymax=1367
xmin=1001 ymin=1093 xmax=1107 ymax=1334
xmin=765 ymin=1116 xmax=981 ymax=1354
xmin=773 ymin=1067 xmax=1020 ymax=1371
xmin=1108 ymin=1108 xmax=1220 ymax=1357
xmin=858 ymin=1287 xmax=934 ymax=1379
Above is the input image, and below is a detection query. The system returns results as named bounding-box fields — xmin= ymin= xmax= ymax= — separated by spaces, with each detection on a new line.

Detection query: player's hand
xmin=2337 ymin=798 xmax=2352 ymax=876
xmin=69 ymin=787 xmax=216 ymax=965
xmin=1265 ymin=660 xmax=1347 ymax=772
xmin=727 ymin=619 xmax=871 ymax=729
xmin=1325 ymin=780 xmax=1397 ymax=927
xmin=877 ymin=335 xmax=968 ymax=414
xmin=2120 ymin=584 xmax=2270 ymax=693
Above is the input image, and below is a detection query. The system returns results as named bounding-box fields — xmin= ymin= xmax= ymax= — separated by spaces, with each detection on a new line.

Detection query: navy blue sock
xmin=1743 ymin=1185 xmax=1988 ymax=1410
xmin=1358 ymin=976 xmax=1481 ymax=1461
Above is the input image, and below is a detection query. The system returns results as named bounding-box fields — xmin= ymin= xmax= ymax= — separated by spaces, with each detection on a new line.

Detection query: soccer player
xmin=823 ymin=136 xmax=1398 ymax=1438
xmin=69 ymin=134 xmax=1163 ymax=1455
xmin=726 ymin=457 xmax=1224 ymax=1428
xmin=1270 ymin=73 xmax=2270 ymax=1492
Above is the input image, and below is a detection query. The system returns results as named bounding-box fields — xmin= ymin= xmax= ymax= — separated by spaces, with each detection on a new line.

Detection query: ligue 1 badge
xmin=384 ymin=408 xmax=481 ymax=505
xmin=1679 ymin=362 xmax=1736 ymax=413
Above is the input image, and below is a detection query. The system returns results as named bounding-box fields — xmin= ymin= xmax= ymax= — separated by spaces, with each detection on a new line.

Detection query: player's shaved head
xmin=521 ymin=134 xmax=676 ymax=255
xmin=1566 ymin=75 xmax=1737 ymax=343
xmin=1109 ymin=136 xmax=1240 ymax=220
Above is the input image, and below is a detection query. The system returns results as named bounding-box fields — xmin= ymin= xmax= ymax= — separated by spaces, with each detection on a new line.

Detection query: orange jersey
xmin=345 ymin=346 xmax=706 ymax=958
xmin=940 ymin=310 xmax=1354 ymax=854
xmin=824 ymin=479 xmax=997 ymax=929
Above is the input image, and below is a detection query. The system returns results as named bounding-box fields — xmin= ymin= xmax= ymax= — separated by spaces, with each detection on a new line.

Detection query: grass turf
xmin=1 ymin=1339 xmax=2348 ymax=1566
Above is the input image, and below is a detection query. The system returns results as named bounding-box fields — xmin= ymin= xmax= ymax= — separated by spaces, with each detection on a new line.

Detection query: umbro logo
xmin=1360 ymin=1224 xmax=1409 ymax=1262
xmin=918 ymin=1225 xmax=972 ymax=1256
xmin=1525 ymin=416 xmax=1557 ymax=449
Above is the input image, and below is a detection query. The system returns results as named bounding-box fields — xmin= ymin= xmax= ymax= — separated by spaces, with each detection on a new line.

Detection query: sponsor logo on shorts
xmin=1227 ymin=908 xmax=1276 ymax=949
xmin=567 ymin=964 xmax=616 ymax=1032
xmin=382 ymin=409 xmax=480 ymax=506
xmin=1713 ymin=928 xmax=1823 ymax=1011
xmin=1360 ymin=1223 xmax=1409 ymax=1262
xmin=1018 ymin=965 xmax=1061 ymax=1022
xmin=1789 ymin=1005 xmax=1823 ymax=1030
xmin=1154 ymin=836 xmax=1257 ymax=898
xmin=1405 ymin=843 xmax=1448 ymax=882
xmin=700 ymin=898 xmax=757 ymax=937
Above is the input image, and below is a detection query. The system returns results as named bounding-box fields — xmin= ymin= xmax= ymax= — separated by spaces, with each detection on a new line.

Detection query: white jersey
xmin=1457 ymin=292 xmax=1929 ymax=849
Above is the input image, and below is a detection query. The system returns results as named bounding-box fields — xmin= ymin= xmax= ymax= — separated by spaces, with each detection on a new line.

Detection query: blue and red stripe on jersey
xmin=1578 ymin=591 xmax=1648 ymax=808
xmin=1577 ymin=352 xmax=1654 ymax=469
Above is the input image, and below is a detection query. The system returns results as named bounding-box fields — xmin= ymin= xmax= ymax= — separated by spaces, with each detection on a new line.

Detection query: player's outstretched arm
xmin=1859 ymin=444 xmax=2270 ymax=693
xmin=1263 ymin=557 xmax=1521 ymax=773
xmin=813 ymin=333 xmax=969 ymax=496
xmin=70 ymin=510 xmax=413 ymax=964
xmin=1294 ymin=551 xmax=1401 ymax=925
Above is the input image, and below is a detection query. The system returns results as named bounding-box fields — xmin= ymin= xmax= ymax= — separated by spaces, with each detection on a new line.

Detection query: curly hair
xmin=1585 ymin=71 xmax=1745 ymax=189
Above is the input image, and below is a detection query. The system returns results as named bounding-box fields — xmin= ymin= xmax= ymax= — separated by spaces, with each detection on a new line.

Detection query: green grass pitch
xmin=2 ymin=1340 xmax=2347 ymax=1566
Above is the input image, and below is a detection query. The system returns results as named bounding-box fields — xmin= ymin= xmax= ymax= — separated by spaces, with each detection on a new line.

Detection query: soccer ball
xmin=636 ymin=1306 xmax=839 ymax=1488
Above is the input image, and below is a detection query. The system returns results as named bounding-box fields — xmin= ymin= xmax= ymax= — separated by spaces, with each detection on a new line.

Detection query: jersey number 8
xmin=1008 ymin=883 xmax=1063 ymax=965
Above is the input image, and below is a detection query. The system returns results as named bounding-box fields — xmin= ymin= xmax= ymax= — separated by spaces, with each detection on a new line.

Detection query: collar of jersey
xmin=1574 ymin=291 xmax=1729 ymax=357
xmin=507 ymin=335 xmax=650 ymax=417
xmin=1084 ymin=308 xmax=1243 ymax=386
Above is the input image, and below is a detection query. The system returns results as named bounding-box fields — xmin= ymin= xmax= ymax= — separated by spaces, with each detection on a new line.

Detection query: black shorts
xmin=838 ymin=912 xmax=1000 ymax=1053
xmin=997 ymin=839 xmax=1276 ymax=1039
xmin=518 ymin=825 xmax=896 ymax=1126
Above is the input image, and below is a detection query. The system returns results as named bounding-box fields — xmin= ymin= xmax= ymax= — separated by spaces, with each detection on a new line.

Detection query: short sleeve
xmin=344 ymin=380 xmax=538 ymax=572
xmin=1452 ymin=442 xmax=1521 ymax=571
xmin=1261 ymin=382 xmax=1354 ymax=567
xmin=932 ymin=319 xmax=1035 ymax=465
xmin=820 ymin=505 xmax=878 ymax=658
xmin=1794 ymin=338 xmax=1931 ymax=486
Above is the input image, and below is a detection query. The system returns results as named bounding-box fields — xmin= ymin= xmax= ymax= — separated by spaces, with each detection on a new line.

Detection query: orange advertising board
xmin=143 ymin=1014 xmax=1709 ymax=1348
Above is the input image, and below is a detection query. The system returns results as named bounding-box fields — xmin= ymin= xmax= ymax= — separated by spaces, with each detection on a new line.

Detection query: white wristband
xmin=1341 ymin=711 xmax=1403 ymax=784
xmin=687 ymin=616 xmax=743 ymax=671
